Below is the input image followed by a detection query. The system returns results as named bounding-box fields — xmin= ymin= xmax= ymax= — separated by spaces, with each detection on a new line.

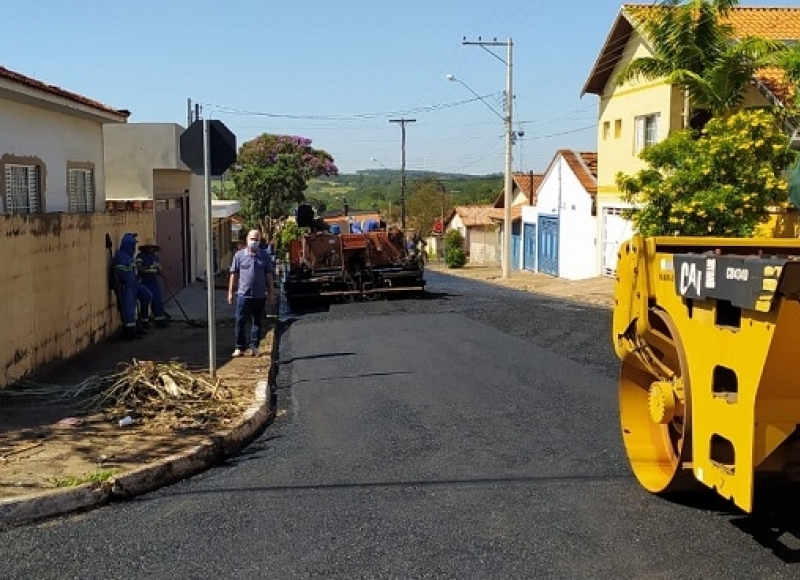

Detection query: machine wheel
xmin=619 ymin=308 xmax=698 ymax=494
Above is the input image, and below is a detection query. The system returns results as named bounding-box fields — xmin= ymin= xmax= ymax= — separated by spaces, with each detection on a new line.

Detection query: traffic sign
xmin=180 ymin=120 xmax=237 ymax=176
xmin=432 ymin=217 xmax=443 ymax=235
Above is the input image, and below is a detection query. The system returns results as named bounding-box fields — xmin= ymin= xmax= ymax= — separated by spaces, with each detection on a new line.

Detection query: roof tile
xmin=584 ymin=5 xmax=800 ymax=101
xmin=0 ymin=65 xmax=129 ymax=119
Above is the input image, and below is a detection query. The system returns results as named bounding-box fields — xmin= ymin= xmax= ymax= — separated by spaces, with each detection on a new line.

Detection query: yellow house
xmin=582 ymin=5 xmax=800 ymax=277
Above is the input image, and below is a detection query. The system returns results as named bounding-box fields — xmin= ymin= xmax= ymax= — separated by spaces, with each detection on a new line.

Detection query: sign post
xmin=180 ymin=119 xmax=237 ymax=378
xmin=202 ymin=120 xmax=216 ymax=378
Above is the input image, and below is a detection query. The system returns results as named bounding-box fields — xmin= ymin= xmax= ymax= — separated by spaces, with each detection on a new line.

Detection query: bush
xmin=443 ymin=229 xmax=464 ymax=248
xmin=616 ymin=109 xmax=796 ymax=237
xmin=445 ymin=246 xmax=467 ymax=268
xmin=443 ymin=229 xmax=467 ymax=268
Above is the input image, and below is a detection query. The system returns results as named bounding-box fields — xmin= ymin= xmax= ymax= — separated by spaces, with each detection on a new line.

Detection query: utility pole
xmin=462 ymin=37 xmax=514 ymax=279
xmin=389 ymin=117 xmax=416 ymax=231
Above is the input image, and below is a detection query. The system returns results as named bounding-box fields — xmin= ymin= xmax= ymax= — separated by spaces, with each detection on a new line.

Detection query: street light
xmin=370 ymin=157 xmax=393 ymax=222
xmin=446 ymin=74 xmax=505 ymax=122
xmin=370 ymin=156 xmax=388 ymax=170
xmin=448 ymin=37 xmax=514 ymax=279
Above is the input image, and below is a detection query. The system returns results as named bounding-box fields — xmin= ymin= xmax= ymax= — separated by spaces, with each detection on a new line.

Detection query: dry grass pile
xmin=5 ymin=359 xmax=248 ymax=430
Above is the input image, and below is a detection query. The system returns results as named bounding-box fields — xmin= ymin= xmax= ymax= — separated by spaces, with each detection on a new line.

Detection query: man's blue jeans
xmin=234 ymin=295 xmax=266 ymax=350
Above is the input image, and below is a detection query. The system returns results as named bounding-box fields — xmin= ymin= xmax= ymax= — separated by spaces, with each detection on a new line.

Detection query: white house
xmin=0 ymin=65 xmax=129 ymax=214
xmin=0 ymin=65 xmax=158 ymax=388
xmin=445 ymin=205 xmax=500 ymax=265
xmin=521 ymin=150 xmax=598 ymax=280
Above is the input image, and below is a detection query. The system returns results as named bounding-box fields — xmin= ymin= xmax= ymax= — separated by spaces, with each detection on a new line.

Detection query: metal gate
xmin=601 ymin=206 xmax=633 ymax=277
xmin=155 ymin=196 xmax=187 ymax=295
xmin=537 ymin=215 xmax=559 ymax=277
xmin=511 ymin=221 xmax=521 ymax=270
xmin=523 ymin=223 xmax=536 ymax=271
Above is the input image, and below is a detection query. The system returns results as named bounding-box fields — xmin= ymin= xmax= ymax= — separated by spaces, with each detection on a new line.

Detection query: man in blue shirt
xmin=228 ymin=229 xmax=276 ymax=357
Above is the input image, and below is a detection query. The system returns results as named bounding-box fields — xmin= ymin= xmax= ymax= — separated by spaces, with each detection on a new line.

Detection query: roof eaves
xmin=581 ymin=8 xmax=634 ymax=97
xmin=0 ymin=65 xmax=130 ymax=121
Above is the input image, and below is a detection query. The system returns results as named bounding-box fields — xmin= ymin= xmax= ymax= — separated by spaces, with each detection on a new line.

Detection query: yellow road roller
xmin=613 ymin=235 xmax=800 ymax=513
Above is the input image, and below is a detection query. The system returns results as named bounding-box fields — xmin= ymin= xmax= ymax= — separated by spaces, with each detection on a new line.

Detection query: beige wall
xmin=103 ymin=123 xmax=188 ymax=200
xmin=0 ymin=98 xmax=111 ymax=212
xmin=103 ymin=124 xmax=210 ymax=281
xmin=153 ymin=169 xmax=191 ymax=196
xmin=0 ymin=211 xmax=153 ymax=389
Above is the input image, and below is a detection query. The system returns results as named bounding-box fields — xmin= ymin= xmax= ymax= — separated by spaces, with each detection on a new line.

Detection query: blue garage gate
xmin=511 ymin=221 xmax=521 ymax=270
xmin=523 ymin=223 xmax=536 ymax=271
xmin=537 ymin=215 xmax=559 ymax=276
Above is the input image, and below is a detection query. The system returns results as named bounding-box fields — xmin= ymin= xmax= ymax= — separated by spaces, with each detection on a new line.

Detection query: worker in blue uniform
xmin=113 ymin=232 xmax=152 ymax=340
xmin=135 ymin=238 xmax=168 ymax=327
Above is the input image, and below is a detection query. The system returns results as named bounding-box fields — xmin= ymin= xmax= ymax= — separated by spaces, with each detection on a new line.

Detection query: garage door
xmin=523 ymin=223 xmax=536 ymax=271
xmin=537 ymin=215 xmax=559 ymax=277
xmin=601 ymin=206 xmax=633 ymax=277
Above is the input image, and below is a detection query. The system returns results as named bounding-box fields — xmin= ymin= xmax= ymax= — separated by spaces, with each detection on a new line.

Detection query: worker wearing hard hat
xmin=135 ymin=238 xmax=169 ymax=327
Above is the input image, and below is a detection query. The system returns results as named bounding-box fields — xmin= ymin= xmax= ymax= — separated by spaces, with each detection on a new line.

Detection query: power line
xmin=202 ymin=94 xmax=502 ymax=123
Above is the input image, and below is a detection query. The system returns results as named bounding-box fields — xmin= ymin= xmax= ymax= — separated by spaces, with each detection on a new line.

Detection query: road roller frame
xmin=613 ymin=235 xmax=800 ymax=513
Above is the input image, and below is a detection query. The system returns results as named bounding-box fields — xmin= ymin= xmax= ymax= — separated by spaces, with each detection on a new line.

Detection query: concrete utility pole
xmin=389 ymin=118 xmax=416 ymax=231
xmin=462 ymin=37 xmax=514 ymax=279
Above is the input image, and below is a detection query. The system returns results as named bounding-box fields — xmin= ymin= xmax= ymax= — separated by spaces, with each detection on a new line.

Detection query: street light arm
xmin=446 ymin=74 xmax=504 ymax=122
xmin=370 ymin=157 xmax=391 ymax=171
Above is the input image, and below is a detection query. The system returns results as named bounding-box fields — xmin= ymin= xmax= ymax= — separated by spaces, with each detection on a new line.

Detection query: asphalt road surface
xmin=2 ymin=271 xmax=800 ymax=579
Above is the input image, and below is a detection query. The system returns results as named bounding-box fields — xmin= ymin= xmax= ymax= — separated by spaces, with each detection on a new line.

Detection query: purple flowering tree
xmin=231 ymin=134 xmax=338 ymax=234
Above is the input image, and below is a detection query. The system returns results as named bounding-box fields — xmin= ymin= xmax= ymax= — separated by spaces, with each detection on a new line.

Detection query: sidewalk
xmin=426 ymin=262 xmax=616 ymax=309
xmin=0 ymin=280 xmax=278 ymax=529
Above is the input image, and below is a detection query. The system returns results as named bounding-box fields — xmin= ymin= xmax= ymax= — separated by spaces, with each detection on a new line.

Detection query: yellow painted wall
xmin=0 ymin=211 xmax=153 ymax=389
xmin=596 ymin=30 xmax=684 ymax=206
xmin=592 ymin=24 xmax=789 ymax=248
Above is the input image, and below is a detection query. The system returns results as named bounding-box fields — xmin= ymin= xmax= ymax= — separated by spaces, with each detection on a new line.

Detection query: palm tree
xmin=616 ymin=0 xmax=786 ymax=128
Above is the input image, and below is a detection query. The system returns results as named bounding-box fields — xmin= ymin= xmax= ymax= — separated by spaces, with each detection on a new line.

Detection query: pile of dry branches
xmin=85 ymin=359 xmax=229 ymax=410
xmin=6 ymin=360 xmax=245 ymax=428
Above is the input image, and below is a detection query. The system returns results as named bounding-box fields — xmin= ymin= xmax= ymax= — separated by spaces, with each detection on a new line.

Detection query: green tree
xmin=407 ymin=178 xmax=450 ymax=237
xmin=616 ymin=109 xmax=795 ymax=236
xmin=616 ymin=0 xmax=786 ymax=126
xmin=277 ymin=220 xmax=303 ymax=259
xmin=231 ymin=134 xmax=338 ymax=234
xmin=777 ymin=46 xmax=800 ymax=124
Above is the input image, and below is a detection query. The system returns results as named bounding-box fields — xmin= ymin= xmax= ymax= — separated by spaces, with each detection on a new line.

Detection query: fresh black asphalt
xmin=2 ymin=271 xmax=800 ymax=579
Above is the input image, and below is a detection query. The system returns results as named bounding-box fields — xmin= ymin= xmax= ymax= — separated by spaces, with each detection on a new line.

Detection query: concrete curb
xmin=0 ymin=482 xmax=110 ymax=531
xmin=0 ymin=326 xmax=279 ymax=531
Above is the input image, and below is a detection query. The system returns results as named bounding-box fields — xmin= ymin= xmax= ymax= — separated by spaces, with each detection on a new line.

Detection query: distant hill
xmin=305 ymin=171 xmax=503 ymax=214
xmin=354 ymin=168 xmax=503 ymax=180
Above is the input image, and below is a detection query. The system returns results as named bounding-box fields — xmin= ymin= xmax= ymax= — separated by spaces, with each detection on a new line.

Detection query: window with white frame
xmin=4 ymin=164 xmax=41 ymax=214
xmin=68 ymin=167 xmax=95 ymax=212
xmin=634 ymin=113 xmax=660 ymax=154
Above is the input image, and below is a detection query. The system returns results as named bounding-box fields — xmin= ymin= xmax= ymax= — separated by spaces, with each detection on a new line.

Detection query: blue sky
xmin=3 ymin=0 xmax=798 ymax=175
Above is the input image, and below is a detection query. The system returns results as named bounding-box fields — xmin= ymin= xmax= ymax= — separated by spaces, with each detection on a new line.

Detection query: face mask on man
xmin=247 ymin=239 xmax=259 ymax=250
